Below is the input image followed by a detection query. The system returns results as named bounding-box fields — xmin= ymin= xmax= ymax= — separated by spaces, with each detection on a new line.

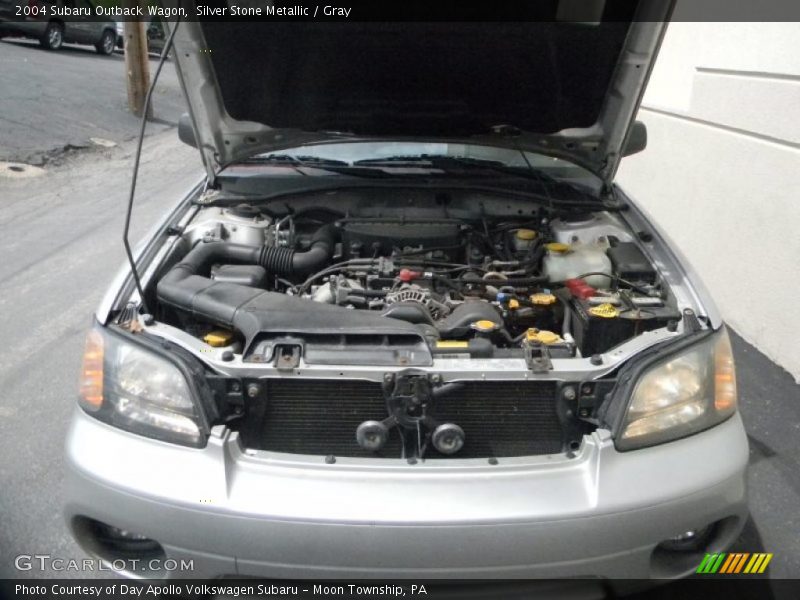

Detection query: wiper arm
xmin=355 ymin=155 xmax=560 ymax=182
xmin=247 ymin=154 xmax=350 ymax=167
xmin=237 ymin=154 xmax=396 ymax=178
xmin=353 ymin=155 xmax=504 ymax=168
xmin=354 ymin=155 xmax=598 ymax=202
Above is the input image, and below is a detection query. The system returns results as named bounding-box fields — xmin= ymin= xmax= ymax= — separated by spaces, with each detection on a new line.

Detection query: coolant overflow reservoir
xmin=543 ymin=242 xmax=612 ymax=288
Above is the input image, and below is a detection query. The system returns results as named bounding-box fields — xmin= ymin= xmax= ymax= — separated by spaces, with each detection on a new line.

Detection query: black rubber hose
xmin=471 ymin=276 xmax=549 ymax=286
xmin=285 ymin=224 xmax=337 ymax=273
xmin=157 ymin=224 xmax=338 ymax=325
xmin=167 ymin=241 xmax=262 ymax=277
xmin=167 ymin=224 xmax=337 ymax=280
xmin=255 ymin=224 xmax=338 ymax=275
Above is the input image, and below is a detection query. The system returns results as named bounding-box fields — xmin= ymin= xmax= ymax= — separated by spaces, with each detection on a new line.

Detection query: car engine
xmin=154 ymin=200 xmax=680 ymax=367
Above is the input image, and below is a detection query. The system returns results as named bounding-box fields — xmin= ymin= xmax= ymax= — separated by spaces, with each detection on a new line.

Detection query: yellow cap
xmin=204 ymin=329 xmax=234 ymax=347
xmin=515 ymin=229 xmax=537 ymax=241
xmin=471 ymin=320 xmax=499 ymax=333
xmin=530 ymin=293 xmax=557 ymax=306
xmin=508 ymin=298 xmax=520 ymax=309
xmin=545 ymin=242 xmax=570 ymax=253
xmin=588 ymin=303 xmax=619 ymax=319
xmin=526 ymin=328 xmax=562 ymax=345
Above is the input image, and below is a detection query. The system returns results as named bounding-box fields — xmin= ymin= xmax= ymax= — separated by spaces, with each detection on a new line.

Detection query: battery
xmin=570 ymin=297 xmax=680 ymax=356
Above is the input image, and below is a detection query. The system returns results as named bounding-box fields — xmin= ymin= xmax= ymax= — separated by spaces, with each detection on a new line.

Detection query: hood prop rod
xmin=122 ymin=17 xmax=181 ymax=316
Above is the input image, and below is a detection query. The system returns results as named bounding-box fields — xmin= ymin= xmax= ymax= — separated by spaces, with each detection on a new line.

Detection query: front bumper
xmin=64 ymin=407 xmax=748 ymax=580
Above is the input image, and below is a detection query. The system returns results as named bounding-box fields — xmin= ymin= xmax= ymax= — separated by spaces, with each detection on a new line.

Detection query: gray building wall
xmin=617 ymin=21 xmax=800 ymax=381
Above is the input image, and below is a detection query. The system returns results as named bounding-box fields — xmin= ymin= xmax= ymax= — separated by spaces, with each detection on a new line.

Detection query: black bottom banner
xmin=2 ymin=578 xmax=799 ymax=600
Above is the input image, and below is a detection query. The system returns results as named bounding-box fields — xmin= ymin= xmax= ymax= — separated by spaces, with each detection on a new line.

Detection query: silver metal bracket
xmin=524 ymin=343 xmax=553 ymax=373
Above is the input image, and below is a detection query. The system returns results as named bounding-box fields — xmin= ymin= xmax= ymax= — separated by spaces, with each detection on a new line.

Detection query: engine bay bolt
xmin=142 ymin=314 xmax=155 ymax=326
xmin=221 ymin=350 xmax=234 ymax=362
xmin=325 ymin=455 xmax=336 ymax=464
xmin=562 ymin=386 xmax=577 ymax=401
xmin=581 ymin=384 xmax=593 ymax=396
xmin=430 ymin=374 xmax=442 ymax=384
xmin=231 ymin=382 xmax=241 ymax=392
xmin=384 ymin=373 xmax=394 ymax=382
xmin=246 ymin=383 xmax=260 ymax=398
xmin=590 ymin=354 xmax=603 ymax=365
xmin=488 ymin=457 xmax=498 ymax=465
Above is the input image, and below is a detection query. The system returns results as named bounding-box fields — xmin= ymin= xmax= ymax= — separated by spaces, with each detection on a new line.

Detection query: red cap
xmin=565 ymin=278 xmax=596 ymax=299
xmin=399 ymin=268 xmax=422 ymax=282
xmin=564 ymin=278 xmax=582 ymax=290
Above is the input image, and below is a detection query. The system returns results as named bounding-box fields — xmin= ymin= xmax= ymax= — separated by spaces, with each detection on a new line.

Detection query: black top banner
xmin=6 ymin=0 xmax=800 ymax=23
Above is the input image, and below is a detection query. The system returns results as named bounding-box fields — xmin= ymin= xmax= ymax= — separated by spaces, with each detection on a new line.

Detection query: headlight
xmin=79 ymin=326 xmax=206 ymax=447
xmin=617 ymin=328 xmax=737 ymax=450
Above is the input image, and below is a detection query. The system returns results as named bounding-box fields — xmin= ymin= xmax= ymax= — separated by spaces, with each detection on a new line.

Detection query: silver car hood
xmin=167 ymin=2 xmax=672 ymax=185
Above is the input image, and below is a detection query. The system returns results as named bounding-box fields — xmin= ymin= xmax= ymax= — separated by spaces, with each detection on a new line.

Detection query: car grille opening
xmin=238 ymin=379 xmax=564 ymax=459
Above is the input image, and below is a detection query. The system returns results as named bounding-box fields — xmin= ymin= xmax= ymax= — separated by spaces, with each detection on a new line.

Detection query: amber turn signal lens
xmin=714 ymin=330 xmax=737 ymax=413
xmin=79 ymin=329 xmax=104 ymax=411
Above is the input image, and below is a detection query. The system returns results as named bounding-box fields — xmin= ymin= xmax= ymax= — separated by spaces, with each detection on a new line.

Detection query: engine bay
xmin=151 ymin=190 xmax=681 ymax=369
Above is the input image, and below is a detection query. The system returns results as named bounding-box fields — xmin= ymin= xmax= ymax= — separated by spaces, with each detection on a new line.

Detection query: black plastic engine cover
xmin=210 ymin=264 xmax=268 ymax=288
xmin=341 ymin=220 xmax=460 ymax=259
xmin=237 ymin=291 xmax=433 ymax=366
xmin=607 ymin=241 xmax=656 ymax=283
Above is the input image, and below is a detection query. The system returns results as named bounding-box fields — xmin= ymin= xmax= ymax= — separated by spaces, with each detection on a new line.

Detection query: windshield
xmin=242 ymin=141 xmax=601 ymax=190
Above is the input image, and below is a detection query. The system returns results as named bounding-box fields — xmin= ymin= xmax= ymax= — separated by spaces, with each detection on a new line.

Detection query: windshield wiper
xmin=354 ymin=155 xmax=598 ymax=202
xmin=231 ymin=154 xmax=603 ymax=205
xmin=355 ymin=155 xmax=504 ymax=167
xmin=246 ymin=154 xmax=350 ymax=167
xmin=236 ymin=154 xmax=399 ymax=178
xmin=355 ymin=155 xmax=553 ymax=180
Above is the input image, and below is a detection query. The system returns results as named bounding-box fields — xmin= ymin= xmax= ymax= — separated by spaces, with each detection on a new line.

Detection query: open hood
xmin=168 ymin=1 xmax=672 ymax=185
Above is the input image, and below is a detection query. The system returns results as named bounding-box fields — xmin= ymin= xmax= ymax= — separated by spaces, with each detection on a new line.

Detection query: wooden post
xmin=124 ymin=16 xmax=151 ymax=119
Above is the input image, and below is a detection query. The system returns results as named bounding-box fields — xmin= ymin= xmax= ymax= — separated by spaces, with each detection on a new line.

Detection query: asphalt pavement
xmin=0 ymin=34 xmax=798 ymax=587
xmin=0 ymin=126 xmax=200 ymax=579
xmin=0 ymin=38 xmax=184 ymax=165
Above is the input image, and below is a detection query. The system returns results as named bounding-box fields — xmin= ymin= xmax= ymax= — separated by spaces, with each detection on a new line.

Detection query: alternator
xmin=385 ymin=284 xmax=448 ymax=318
xmin=386 ymin=283 xmax=430 ymax=305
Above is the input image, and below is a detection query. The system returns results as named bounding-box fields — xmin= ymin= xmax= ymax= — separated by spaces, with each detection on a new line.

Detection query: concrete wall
xmin=617 ymin=21 xmax=800 ymax=382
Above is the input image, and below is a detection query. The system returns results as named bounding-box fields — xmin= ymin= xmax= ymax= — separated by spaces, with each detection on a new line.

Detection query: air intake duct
xmin=156 ymin=224 xmax=337 ymax=326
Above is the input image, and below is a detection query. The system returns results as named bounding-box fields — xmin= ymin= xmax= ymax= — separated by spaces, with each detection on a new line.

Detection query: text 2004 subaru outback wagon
xmin=64 ymin=7 xmax=748 ymax=583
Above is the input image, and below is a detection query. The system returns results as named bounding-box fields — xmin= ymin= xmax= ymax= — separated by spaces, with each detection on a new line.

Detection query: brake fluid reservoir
xmin=511 ymin=228 xmax=537 ymax=253
xmin=543 ymin=242 xmax=612 ymax=288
